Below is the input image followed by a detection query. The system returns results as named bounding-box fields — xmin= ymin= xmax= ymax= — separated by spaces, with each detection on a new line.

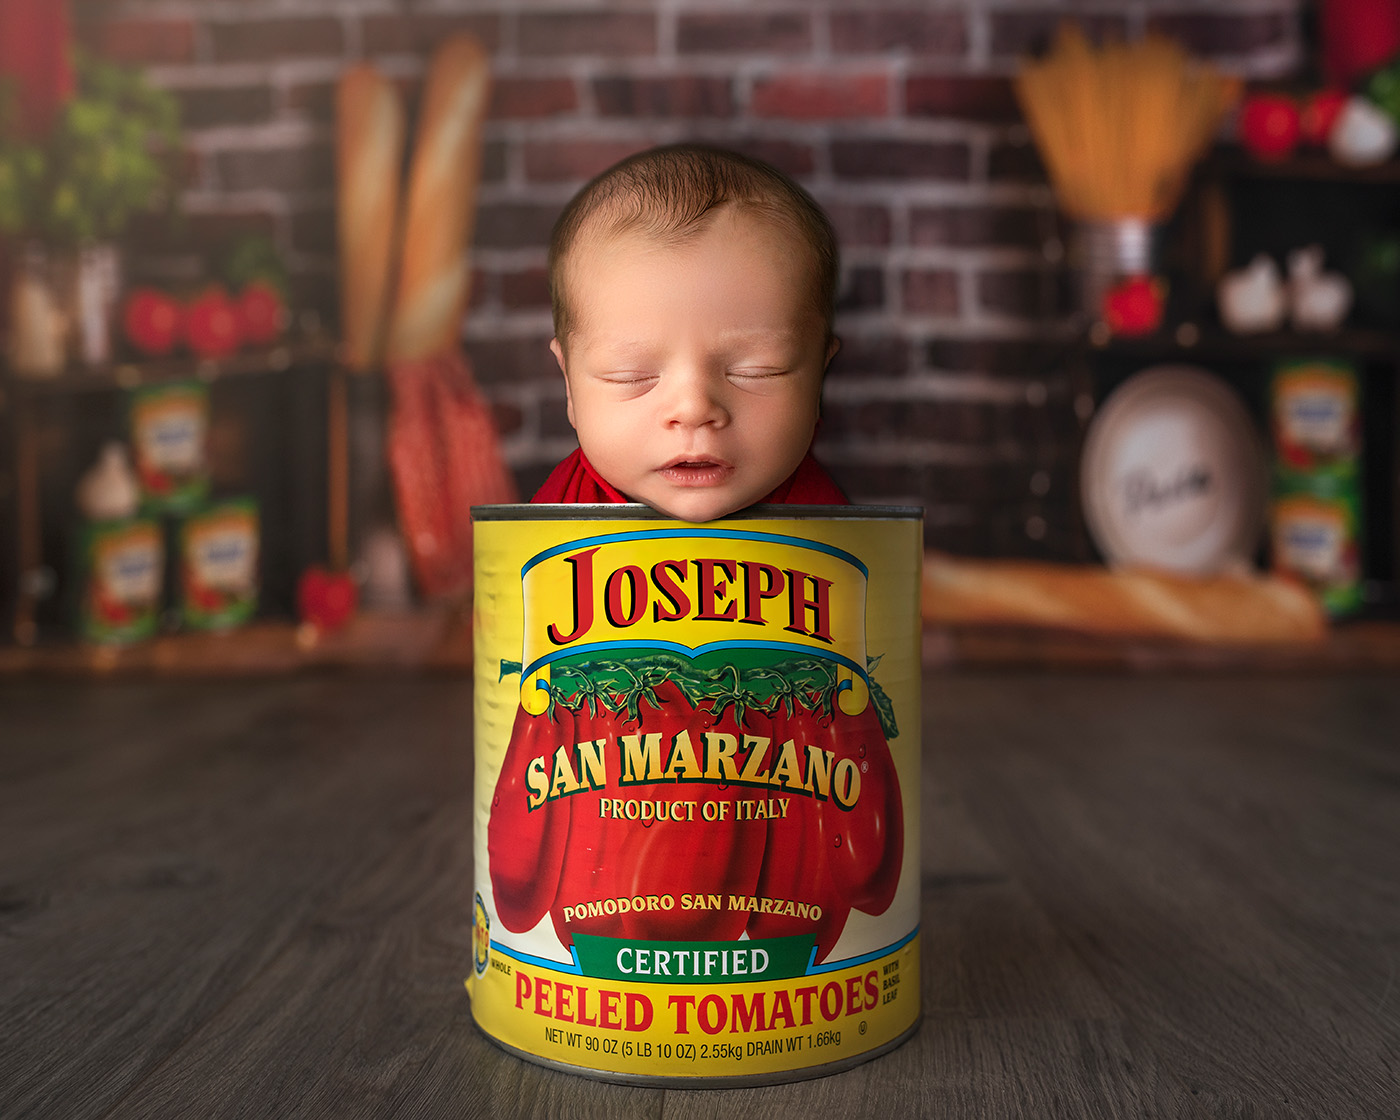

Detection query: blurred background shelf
xmin=1 ymin=339 xmax=352 ymax=646
xmin=0 ymin=608 xmax=472 ymax=677
xmin=1210 ymin=145 xmax=1400 ymax=184
xmin=924 ymin=619 xmax=1400 ymax=672
xmin=1090 ymin=324 xmax=1400 ymax=361
xmin=1071 ymin=140 xmax=1400 ymax=629
xmin=3 ymin=612 xmax=1399 ymax=677
xmin=4 ymin=3 xmax=1400 ymax=671
xmin=1 ymin=337 xmax=339 ymax=399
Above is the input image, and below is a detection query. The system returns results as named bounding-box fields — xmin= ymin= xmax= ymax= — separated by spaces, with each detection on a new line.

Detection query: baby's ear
xmin=550 ymin=338 xmax=577 ymax=429
xmin=824 ymin=335 xmax=841 ymax=369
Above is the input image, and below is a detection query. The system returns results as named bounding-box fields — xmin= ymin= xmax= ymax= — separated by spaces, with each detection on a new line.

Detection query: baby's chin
xmin=630 ymin=483 xmax=771 ymax=524
xmin=634 ymin=495 xmax=750 ymax=524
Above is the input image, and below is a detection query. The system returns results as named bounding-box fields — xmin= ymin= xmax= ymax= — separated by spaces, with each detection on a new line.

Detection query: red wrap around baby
xmin=532 ymin=448 xmax=847 ymax=509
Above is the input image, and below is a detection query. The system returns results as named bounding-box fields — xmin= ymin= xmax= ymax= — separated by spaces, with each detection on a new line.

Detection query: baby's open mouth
xmin=658 ymin=458 xmax=733 ymax=486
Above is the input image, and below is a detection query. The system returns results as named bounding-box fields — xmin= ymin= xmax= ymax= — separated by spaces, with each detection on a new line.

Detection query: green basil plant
xmin=0 ymin=53 xmax=180 ymax=247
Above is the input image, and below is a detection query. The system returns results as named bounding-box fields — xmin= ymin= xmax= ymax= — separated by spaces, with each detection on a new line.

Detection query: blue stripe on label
xmin=491 ymin=940 xmax=585 ymax=975
xmin=804 ymin=926 xmax=919 ymax=975
xmin=520 ymin=528 xmax=869 ymax=580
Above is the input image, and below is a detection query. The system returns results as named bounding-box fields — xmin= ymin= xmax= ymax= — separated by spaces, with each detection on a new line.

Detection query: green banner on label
xmin=573 ymin=934 xmax=814 ymax=984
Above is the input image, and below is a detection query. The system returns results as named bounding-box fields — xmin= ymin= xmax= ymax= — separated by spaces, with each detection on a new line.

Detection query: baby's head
xmin=548 ymin=144 xmax=840 ymax=522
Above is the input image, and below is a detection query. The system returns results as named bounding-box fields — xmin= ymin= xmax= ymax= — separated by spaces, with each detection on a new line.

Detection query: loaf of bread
xmin=385 ymin=35 xmax=491 ymax=363
xmin=335 ymin=64 xmax=405 ymax=372
xmin=922 ymin=552 xmax=1327 ymax=645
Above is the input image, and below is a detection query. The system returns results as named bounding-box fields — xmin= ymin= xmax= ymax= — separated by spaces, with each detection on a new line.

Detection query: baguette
xmin=385 ymin=35 xmax=491 ymax=363
xmin=335 ymin=64 xmax=405 ymax=372
xmin=922 ymin=552 xmax=1326 ymax=645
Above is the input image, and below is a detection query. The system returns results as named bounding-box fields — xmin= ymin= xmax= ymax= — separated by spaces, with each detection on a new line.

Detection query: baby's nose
xmin=665 ymin=371 xmax=729 ymax=428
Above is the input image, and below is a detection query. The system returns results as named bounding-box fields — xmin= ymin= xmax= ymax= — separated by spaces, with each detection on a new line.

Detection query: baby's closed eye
xmin=727 ymin=366 xmax=792 ymax=385
xmin=596 ymin=370 xmax=659 ymax=389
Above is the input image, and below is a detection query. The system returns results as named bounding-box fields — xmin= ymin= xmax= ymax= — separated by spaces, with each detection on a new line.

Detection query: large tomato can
xmin=468 ymin=505 xmax=922 ymax=1085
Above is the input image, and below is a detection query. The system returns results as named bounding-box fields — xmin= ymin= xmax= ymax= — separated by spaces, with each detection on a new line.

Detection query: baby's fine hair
xmin=548 ymin=143 xmax=839 ymax=344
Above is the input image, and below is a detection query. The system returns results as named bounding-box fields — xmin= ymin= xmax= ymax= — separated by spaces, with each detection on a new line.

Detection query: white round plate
xmin=1080 ymin=365 xmax=1269 ymax=575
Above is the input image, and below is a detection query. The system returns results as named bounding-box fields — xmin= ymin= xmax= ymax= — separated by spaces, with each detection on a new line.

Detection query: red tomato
xmin=488 ymin=702 xmax=575 ymax=934
xmin=794 ymin=696 xmax=904 ymax=918
xmin=548 ymin=686 xmax=635 ymax=946
xmin=296 ymin=566 xmax=357 ymax=631
xmin=1301 ymin=88 xmax=1347 ymax=145
xmin=744 ymin=701 xmax=850 ymax=961
xmin=614 ymin=694 xmax=765 ymax=942
xmin=1102 ymin=275 xmax=1165 ymax=337
xmin=184 ymin=286 xmax=242 ymax=359
xmin=122 ymin=287 xmax=183 ymax=357
xmin=527 ymin=664 xmax=907 ymax=952
xmin=548 ymin=679 xmax=768 ymax=945
xmin=235 ymin=281 xmax=286 ymax=346
xmin=1239 ymin=93 xmax=1302 ymax=161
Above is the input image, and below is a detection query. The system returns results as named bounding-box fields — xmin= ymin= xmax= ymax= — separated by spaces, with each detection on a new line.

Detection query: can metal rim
xmin=476 ymin=1019 xmax=923 ymax=1089
xmin=472 ymin=503 xmax=924 ymax=522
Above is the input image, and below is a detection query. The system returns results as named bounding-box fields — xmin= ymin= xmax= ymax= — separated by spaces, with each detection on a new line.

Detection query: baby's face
xmin=553 ymin=208 xmax=834 ymax=522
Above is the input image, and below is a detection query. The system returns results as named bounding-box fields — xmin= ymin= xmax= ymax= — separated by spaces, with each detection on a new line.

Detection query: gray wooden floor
xmin=1 ymin=671 xmax=1397 ymax=1118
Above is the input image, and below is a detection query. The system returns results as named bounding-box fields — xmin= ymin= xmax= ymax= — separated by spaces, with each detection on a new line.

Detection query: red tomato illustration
xmin=487 ymin=656 xmax=905 ymax=956
xmin=488 ymin=701 xmax=575 ymax=934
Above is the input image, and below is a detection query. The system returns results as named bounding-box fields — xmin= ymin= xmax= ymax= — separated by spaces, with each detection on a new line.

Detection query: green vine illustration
xmin=500 ymin=650 xmax=898 ymax=740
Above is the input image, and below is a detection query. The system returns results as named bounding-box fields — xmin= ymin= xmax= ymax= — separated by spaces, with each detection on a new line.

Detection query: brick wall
xmin=74 ymin=0 xmax=1304 ymax=559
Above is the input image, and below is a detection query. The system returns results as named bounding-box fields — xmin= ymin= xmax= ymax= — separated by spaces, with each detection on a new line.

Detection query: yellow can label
xmin=469 ymin=509 xmax=922 ymax=1080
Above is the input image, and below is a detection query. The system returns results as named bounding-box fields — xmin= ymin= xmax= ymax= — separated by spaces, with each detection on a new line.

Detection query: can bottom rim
xmin=474 ymin=1016 xmax=922 ymax=1089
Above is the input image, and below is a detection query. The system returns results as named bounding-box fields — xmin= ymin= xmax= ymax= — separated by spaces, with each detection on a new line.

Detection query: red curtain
xmin=1322 ymin=0 xmax=1400 ymax=88
xmin=0 ymin=0 xmax=74 ymax=140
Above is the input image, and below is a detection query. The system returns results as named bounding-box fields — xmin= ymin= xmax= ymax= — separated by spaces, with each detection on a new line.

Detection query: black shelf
xmin=1209 ymin=145 xmax=1400 ymax=185
xmin=1089 ymin=324 xmax=1400 ymax=363
xmin=2 ymin=336 xmax=339 ymax=401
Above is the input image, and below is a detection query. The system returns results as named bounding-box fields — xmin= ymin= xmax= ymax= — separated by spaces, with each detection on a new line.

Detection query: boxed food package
xmin=1271 ymin=358 xmax=1361 ymax=469
xmin=129 ymin=381 xmax=210 ymax=515
xmin=1269 ymin=358 xmax=1365 ymax=618
xmin=78 ymin=517 xmax=164 ymax=644
xmin=179 ymin=498 xmax=260 ymax=630
xmin=1271 ymin=462 xmax=1364 ymax=618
